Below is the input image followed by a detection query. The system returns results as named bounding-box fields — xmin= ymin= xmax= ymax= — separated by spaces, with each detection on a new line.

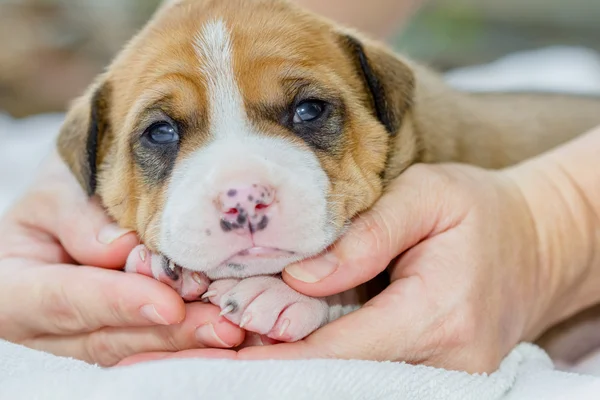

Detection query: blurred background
xmin=1 ymin=0 xmax=600 ymax=118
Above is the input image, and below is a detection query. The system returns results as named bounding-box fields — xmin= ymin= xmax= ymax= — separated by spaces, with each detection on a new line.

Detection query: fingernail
xmin=98 ymin=223 xmax=134 ymax=245
xmin=195 ymin=323 xmax=234 ymax=347
xmin=239 ymin=313 xmax=252 ymax=328
xmin=192 ymin=272 xmax=205 ymax=286
xmin=201 ymin=290 xmax=217 ymax=299
xmin=140 ymin=304 xmax=170 ymax=325
xmin=284 ymin=252 xmax=339 ymax=283
xmin=279 ymin=318 xmax=290 ymax=338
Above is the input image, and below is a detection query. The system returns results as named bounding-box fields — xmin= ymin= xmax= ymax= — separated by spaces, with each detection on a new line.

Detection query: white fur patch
xmin=326 ymin=290 xmax=362 ymax=322
xmin=158 ymin=19 xmax=337 ymax=278
xmin=194 ymin=19 xmax=246 ymax=140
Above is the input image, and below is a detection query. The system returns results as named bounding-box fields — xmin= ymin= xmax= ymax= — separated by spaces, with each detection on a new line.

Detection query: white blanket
xmin=0 ymin=340 xmax=599 ymax=400
xmin=2 ymin=46 xmax=600 ymax=399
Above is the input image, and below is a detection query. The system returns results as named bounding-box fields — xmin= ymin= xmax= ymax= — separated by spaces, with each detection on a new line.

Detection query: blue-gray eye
xmin=145 ymin=122 xmax=179 ymax=144
xmin=293 ymin=101 xmax=325 ymax=123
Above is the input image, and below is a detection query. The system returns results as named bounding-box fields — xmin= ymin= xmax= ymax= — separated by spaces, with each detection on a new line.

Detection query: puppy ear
xmin=339 ymin=34 xmax=415 ymax=135
xmin=57 ymin=80 xmax=111 ymax=196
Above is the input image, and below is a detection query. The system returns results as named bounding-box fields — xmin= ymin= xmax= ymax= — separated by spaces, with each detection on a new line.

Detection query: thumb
xmin=57 ymin=195 xmax=139 ymax=270
xmin=29 ymin=151 xmax=139 ymax=269
xmin=238 ymin=278 xmax=426 ymax=362
xmin=282 ymin=165 xmax=452 ymax=297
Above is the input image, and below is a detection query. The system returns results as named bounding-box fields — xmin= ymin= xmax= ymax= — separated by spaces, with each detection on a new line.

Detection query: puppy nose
xmin=217 ymin=184 xmax=275 ymax=232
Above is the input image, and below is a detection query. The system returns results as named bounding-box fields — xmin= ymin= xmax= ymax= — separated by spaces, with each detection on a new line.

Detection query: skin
xmin=0 ymin=151 xmax=245 ymax=367
xmin=118 ymin=125 xmax=600 ymax=373
xmin=0 ymin=0 xmax=422 ymax=366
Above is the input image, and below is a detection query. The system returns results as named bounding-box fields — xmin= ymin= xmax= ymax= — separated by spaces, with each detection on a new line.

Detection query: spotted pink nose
xmin=217 ymin=184 xmax=275 ymax=233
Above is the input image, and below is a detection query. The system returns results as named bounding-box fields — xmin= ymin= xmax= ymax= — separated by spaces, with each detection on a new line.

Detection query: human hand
xmin=0 ymin=151 xmax=244 ymax=366
xmin=119 ymin=158 xmax=596 ymax=373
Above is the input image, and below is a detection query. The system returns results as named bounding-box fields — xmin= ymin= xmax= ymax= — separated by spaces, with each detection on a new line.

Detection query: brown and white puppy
xmin=57 ymin=0 xmax=600 ymax=343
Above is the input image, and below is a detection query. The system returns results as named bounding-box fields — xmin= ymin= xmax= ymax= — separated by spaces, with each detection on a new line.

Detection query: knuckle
xmin=85 ymin=327 xmax=182 ymax=367
xmin=106 ymin=295 xmax=133 ymax=326
xmin=356 ymin=210 xmax=390 ymax=255
xmin=56 ymin=201 xmax=92 ymax=244
xmin=348 ymin=210 xmax=397 ymax=278
xmin=419 ymin=305 xmax=480 ymax=362
xmin=405 ymin=163 xmax=458 ymax=191
xmin=85 ymin=329 xmax=125 ymax=366
xmin=153 ymin=327 xmax=183 ymax=353
xmin=41 ymin=283 xmax=86 ymax=333
xmin=56 ymin=215 xmax=80 ymax=245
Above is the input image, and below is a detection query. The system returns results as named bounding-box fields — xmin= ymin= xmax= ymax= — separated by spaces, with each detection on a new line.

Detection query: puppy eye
xmin=143 ymin=122 xmax=179 ymax=144
xmin=293 ymin=100 xmax=325 ymax=123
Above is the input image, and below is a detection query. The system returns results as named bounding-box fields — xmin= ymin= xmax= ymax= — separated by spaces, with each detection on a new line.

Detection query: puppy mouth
xmin=233 ymin=246 xmax=295 ymax=259
xmin=220 ymin=246 xmax=297 ymax=268
xmin=163 ymin=247 xmax=297 ymax=276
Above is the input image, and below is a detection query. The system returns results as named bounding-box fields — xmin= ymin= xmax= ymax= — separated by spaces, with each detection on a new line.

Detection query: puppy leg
xmin=124 ymin=244 xmax=209 ymax=301
xmin=206 ymin=276 xmax=337 ymax=342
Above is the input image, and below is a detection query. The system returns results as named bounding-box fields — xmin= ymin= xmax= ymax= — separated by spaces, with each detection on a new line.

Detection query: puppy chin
xmin=203 ymin=255 xmax=302 ymax=280
xmin=161 ymin=232 xmax=338 ymax=280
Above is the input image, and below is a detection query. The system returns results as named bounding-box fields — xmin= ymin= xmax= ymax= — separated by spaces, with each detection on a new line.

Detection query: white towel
xmin=2 ymin=46 xmax=600 ymax=399
xmin=0 ymin=339 xmax=598 ymax=400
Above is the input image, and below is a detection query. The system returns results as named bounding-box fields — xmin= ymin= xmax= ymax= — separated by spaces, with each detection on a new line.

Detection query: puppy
xmin=57 ymin=0 xmax=600 ymax=343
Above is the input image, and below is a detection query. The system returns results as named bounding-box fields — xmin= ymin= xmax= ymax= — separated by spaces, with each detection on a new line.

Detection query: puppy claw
xmin=168 ymin=260 xmax=176 ymax=271
xmin=220 ymin=305 xmax=234 ymax=316
xmin=240 ymin=313 xmax=252 ymax=328
xmin=279 ymin=318 xmax=290 ymax=338
xmin=207 ymin=277 xmax=329 ymax=341
xmin=202 ymin=290 xmax=218 ymax=300
xmin=192 ymin=272 xmax=206 ymax=286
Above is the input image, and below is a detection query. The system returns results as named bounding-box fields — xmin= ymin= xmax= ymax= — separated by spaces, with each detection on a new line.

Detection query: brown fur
xmin=57 ymin=0 xmax=600 ymax=351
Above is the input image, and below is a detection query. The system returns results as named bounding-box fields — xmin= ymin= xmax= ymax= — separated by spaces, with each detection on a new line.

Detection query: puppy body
xmin=57 ymin=0 xmax=600 ymax=343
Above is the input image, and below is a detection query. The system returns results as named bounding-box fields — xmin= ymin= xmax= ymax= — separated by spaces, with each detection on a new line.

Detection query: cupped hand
xmin=0 ymin=152 xmax=244 ymax=366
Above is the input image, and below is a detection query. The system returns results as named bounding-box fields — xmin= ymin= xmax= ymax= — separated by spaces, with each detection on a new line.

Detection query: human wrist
xmin=505 ymin=150 xmax=600 ymax=339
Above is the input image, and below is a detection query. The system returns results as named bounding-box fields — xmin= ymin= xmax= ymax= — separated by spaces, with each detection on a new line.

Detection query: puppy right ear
xmin=57 ymin=80 xmax=111 ymax=196
xmin=337 ymin=34 xmax=415 ymax=137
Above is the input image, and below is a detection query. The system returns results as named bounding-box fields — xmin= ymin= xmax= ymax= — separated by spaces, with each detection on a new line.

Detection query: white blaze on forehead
xmin=194 ymin=19 xmax=246 ymax=138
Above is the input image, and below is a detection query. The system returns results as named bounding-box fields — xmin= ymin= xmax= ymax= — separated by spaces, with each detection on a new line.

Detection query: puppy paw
xmin=205 ymin=276 xmax=329 ymax=342
xmin=124 ymin=244 xmax=210 ymax=301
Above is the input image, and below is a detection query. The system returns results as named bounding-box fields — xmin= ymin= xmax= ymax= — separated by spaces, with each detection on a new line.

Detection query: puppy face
xmin=57 ymin=0 xmax=414 ymax=279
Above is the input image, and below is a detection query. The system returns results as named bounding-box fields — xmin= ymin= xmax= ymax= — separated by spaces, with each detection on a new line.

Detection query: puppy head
xmin=57 ymin=0 xmax=415 ymax=279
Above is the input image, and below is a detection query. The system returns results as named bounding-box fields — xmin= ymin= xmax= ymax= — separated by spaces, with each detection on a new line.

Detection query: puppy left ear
xmin=339 ymin=34 xmax=415 ymax=136
xmin=57 ymin=79 xmax=111 ymax=196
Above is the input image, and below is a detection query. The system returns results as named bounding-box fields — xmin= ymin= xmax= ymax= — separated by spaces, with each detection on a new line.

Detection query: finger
xmin=26 ymin=303 xmax=245 ymax=367
xmin=283 ymin=165 xmax=456 ymax=297
xmin=18 ymin=153 xmax=139 ymax=270
xmin=118 ymin=332 xmax=277 ymax=367
xmin=57 ymin=196 xmax=139 ymax=270
xmin=118 ymin=348 xmax=239 ymax=366
xmin=117 ymin=332 xmax=275 ymax=366
xmin=1 ymin=263 xmax=186 ymax=339
xmin=125 ymin=246 xmax=210 ymax=301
